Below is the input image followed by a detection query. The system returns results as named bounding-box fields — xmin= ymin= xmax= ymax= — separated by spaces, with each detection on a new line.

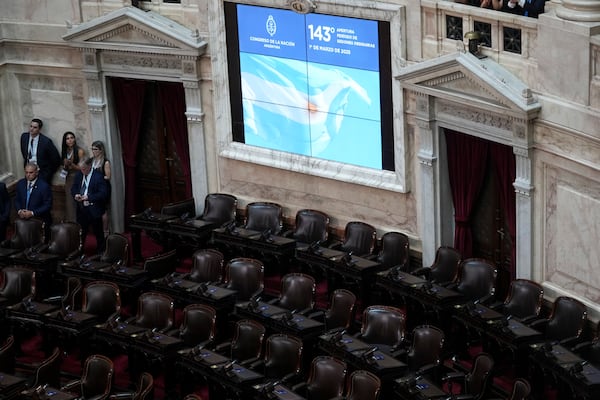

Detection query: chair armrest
xmin=41 ymin=295 xmax=64 ymax=304
xmin=213 ymin=341 xmax=232 ymax=354
xmin=529 ymin=318 xmax=548 ymax=331
xmin=560 ymin=335 xmax=582 ymax=348
xmin=307 ymin=310 xmax=325 ymax=320
xmin=290 ymin=381 xmax=307 ymax=393
xmin=238 ymin=355 xmax=261 ymax=367
xmin=390 ymin=347 xmax=407 ymax=359
xmin=88 ymin=394 xmax=111 ymax=400
xmin=296 ymin=306 xmax=313 ymax=316
xmin=517 ymin=314 xmax=539 ymax=325
xmin=416 ymin=362 xmax=440 ymax=377
xmin=572 ymin=340 xmax=593 ymax=354
xmin=477 ymin=293 xmax=495 ymax=306
xmin=442 ymin=371 xmax=465 ymax=383
xmin=487 ymin=300 xmax=504 ymax=311
xmin=124 ymin=316 xmax=137 ymax=324
xmin=61 ymin=379 xmax=81 ymax=391
xmin=248 ymin=359 xmax=264 ymax=370
xmin=281 ymin=229 xmax=294 ymax=238
xmin=65 ymin=249 xmax=83 ymax=261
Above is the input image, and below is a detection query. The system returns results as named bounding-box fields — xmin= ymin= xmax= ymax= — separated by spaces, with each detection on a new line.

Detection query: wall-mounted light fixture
xmin=464 ymin=31 xmax=485 ymax=58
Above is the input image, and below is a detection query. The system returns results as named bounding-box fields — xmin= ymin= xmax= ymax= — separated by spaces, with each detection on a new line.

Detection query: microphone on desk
xmin=308 ymin=240 xmax=323 ymax=255
xmin=247 ymin=295 xmax=261 ymax=312
xmin=261 ymin=380 xmax=280 ymax=396
xmin=329 ymin=328 xmax=346 ymax=343
xmin=570 ymin=360 xmax=587 ymax=375
xmin=197 ymin=282 xmax=212 ymax=298
xmin=341 ymin=251 xmax=355 ymax=266
xmin=259 ymin=228 xmax=273 ymax=242
xmin=222 ymin=220 xmax=238 ymax=235
xmin=21 ymin=295 xmax=35 ymax=312
xmin=180 ymin=212 xmax=192 ymax=224
xmin=361 ymin=346 xmax=379 ymax=361
xmin=142 ymin=207 xmax=154 ymax=220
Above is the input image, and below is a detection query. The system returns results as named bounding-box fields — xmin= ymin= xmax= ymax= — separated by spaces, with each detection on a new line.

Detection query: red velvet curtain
xmin=445 ymin=130 xmax=489 ymax=258
xmin=490 ymin=142 xmax=516 ymax=280
xmin=111 ymin=78 xmax=147 ymax=223
xmin=158 ymin=82 xmax=192 ymax=198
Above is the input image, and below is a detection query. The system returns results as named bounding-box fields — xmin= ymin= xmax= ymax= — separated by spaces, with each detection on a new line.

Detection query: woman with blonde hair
xmin=91 ymin=140 xmax=111 ymax=234
xmin=61 ymin=131 xmax=86 ymax=222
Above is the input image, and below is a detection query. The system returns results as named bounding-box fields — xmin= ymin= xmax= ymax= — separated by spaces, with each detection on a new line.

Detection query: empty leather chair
xmin=376 ymin=231 xmax=410 ymax=271
xmin=171 ymin=304 xmax=217 ymax=348
xmin=330 ymin=221 xmax=377 ymax=257
xmin=198 ymin=193 xmax=237 ymax=225
xmin=143 ymin=249 xmax=178 ymax=280
xmin=530 ymin=296 xmax=587 ymax=344
xmin=335 ymin=370 xmax=381 ymax=400
xmin=443 ymin=352 xmax=495 ymax=400
xmin=488 ymin=378 xmax=531 ymax=400
xmin=403 ymin=325 xmax=445 ymax=376
xmin=284 ymin=209 xmax=330 ymax=245
xmin=20 ymin=347 xmax=62 ymax=396
xmin=413 ymin=246 xmax=461 ymax=285
xmin=0 ymin=335 xmax=16 ymax=374
xmin=161 ymin=198 xmax=196 ymax=218
xmin=494 ymin=279 xmax=543 ymax=323
xmin=182 ymin=395 xmax=203 ymax=400
xmin=291 ymin=356 xmax=347 ymax=400
xmin=61 ymin=354 xmax=114 ymax=399
xmin=308 ymin=288 xmax=356 ymax=331
xmin=126 ymin=292 xmax=175 ymax=333
xmin=214 ymin=319 xmax=266 ymax=365
xmin=270 ymin=272 xmax=315 ymax=313
xmin=109 ymin=371 xmax=153 ymax=400
xmin=187 ymin=248 xmax=224 ymax=283
xmin=243 ymin=202 xmax=283 ymax=235
xmin=356 ymin=305 xmax=406 ymax=355
xmin=223 ymin=257 xmax=264 ymax=301
xmin=0 ymin=218 xmax=44 ymax=251
xmin=453 ymin=258 xmax=497 ymax=303
xmin=251 ymin=333 xmax=303 ymax=381
xmin=0 ymin=266 xmax=36 ymax=308
xmin=87 ymin=233 xmax=129 ymax=266
xmin=81 ymin=281 xmax=121 ymax=321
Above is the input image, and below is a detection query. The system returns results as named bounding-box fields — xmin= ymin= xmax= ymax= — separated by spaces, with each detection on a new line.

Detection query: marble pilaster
xmin=557 ymin=0 xmax=600 ymax=21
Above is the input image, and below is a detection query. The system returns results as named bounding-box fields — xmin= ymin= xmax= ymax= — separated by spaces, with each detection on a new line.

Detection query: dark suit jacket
xmin=14 ymin=178 xmax=53 ymax=224
xmin=502 ymin=0 xmax=546 ymax=17
xmin=0 ymin=182 xmax=9 ymax=223
xmin=20 ymin=133 xmax=61 ymax=183
xmin=71 ymin=170 xmax=109 ymax=219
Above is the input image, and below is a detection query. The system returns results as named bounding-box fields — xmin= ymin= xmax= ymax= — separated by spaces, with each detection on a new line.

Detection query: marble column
xmin=557 ymin=0 xmax=600 ymax=21
xmin=513 ymin=146 xmax=534 ymax=280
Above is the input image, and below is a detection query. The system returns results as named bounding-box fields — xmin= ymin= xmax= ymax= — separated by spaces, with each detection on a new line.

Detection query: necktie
xmin=80 ymin=179 xmax=87 ymax=195
xmin=28 ymin=138 xmax=33 ymax=161
xmin=26 ymin=182 xmax=33 ymax=209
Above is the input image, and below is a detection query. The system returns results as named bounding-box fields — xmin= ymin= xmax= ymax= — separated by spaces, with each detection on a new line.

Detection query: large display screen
xmin=225 ymin=3 xmax=394 ymax=171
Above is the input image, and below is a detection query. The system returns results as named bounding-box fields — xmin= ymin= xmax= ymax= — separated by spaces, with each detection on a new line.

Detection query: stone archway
xmin=62 ymin=6 xmax=208 ymax=232
xmin=397 ymin=51 xmax=540 ymax=279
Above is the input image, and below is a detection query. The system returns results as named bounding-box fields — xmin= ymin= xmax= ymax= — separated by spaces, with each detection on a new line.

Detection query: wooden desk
xmin=163 ymin=218 xmax=218 ymax=249
xmin=394 ymin=376 xmax=447 ymax=399
xmin=129 ymin=211 xmax=178 ymax=261
xmin=0 ymin=372 xmax=27 ymax=399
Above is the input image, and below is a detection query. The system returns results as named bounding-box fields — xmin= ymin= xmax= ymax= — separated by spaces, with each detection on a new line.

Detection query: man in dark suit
xmin=20 ymin=118 xmax=61 ymax=183
xmin=503 ymin=0 xmax=546 ymax=17
xmin=71 ymin=157 xmax=109 ymax=254
xmin=14 ymin=162 xmax=53 ymax=242
xmin=0 ymin=182 xmax=10 ymax=242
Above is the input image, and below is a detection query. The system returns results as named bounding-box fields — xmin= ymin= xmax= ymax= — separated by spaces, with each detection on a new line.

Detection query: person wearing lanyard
xmin=14 ymin=162 xmax=53 ymax=242
xmin=72 ymin=157 xmax=109 ymax=254
xmin=20 ymin=118 xmax=61 ymax=184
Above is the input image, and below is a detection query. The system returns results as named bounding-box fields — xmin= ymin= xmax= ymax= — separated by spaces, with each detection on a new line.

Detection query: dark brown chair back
xmin=407 ymin=325 xmax=445 ymax=372
xmin=178 ymin=304 xmax=216 ymax=346
xmin=99 ymin=233 xmax=129 ymax=264
xmin=81 ymin=281 xmax=121 ymax=321
xmin=200 ymin=193 xmax=237 ymax=225
xmin=508 ymin=378 xmax=531 ymax=400
xmin=230 ymin=319 xmax=266 ymax=363
xmin=345 ymin=370 xmax=381 ymax=400
xmin=360 ymin=305 xmax=405 ymax=349
xmin=161 ymin=198 xmax=196 ymax=218
xmin=143 ymin=249 xmax=178 ymax=279
xmin=263 ymin=334 xmax=303 ymax=379
xmin=545 ymin=296 xmax=587 ymax=341
xmin=244 ymin=202 xmax=283 ymax=235
xmin=339 ymin=221 xmax=377 ymax=257
xmin=429 ymin=246 xmax=461 ymax=284
xmin=61 ymin=276 xmax=82 ymax=310
xmin=503 ymin=279 xmax=543 ymax=320
xmin=325 ymin=289 xmax=356 ymax=331
xmin=465 ymin=352 xmax=494 ymax=398
xmin=304 ymin=356 xmax=347 ymax=400
xmin=456 ymin=258 xmax=497 ymax=301
xmin=31 ymin=346 xmax=62 ymax=389
xmin=183 ymin=395 xmax=203 ymax=400
xmin=132 ymin=292 xmax=174 ymax=331
xmin=46 ymin=222 xmax=82 ymax=257
xmin=5 ymin=218 xmax=44 ymax=249
xmin=377 ymin=231 xmax=410 ymax=270
xmin=0 ymin=267 xmax=35 ymax=303
xmin=79 ymin=354 xmax=114 ymax=399
xmin=134 ymin=372 xmax=154 ymax=400
xmin=291 ymin=209 xmax=329 ymax=244
xmin=0 ymin=336 xmax=15 ymax=374
xmin=189 ymin=249 xmax=224 ymax=283
xmin=278 ymin=273 xmax=315 ymax=311
xmin=224 ymin=258 xmax=264 ymax=301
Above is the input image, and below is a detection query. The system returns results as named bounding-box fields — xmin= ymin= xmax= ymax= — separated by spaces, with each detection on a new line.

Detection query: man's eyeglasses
xmin=91 ymin=147 xmax=99 ymax=151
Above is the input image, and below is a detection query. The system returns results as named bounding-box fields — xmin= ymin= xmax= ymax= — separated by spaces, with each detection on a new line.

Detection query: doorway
xmin=110 ymin=77 xmax=192 ymax=220
xmin=445 ymin=129 xmax=515 ymax=300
